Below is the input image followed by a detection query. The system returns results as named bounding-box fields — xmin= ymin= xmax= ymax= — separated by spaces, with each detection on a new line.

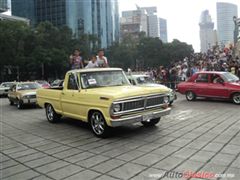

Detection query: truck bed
xmin=37 ymin=88 xmax=62 ymax=113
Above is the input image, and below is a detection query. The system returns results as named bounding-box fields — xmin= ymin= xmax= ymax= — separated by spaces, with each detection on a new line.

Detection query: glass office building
xmin=217 ymin=2 xmax=238 ymax=46
xmin=11 ymin=0 xmax=35 ymax=24
xmin=199 ymin=10 xmax=214 ymax=53
xmin=0 ymin=0 xmax=8 ymax=12
xmin=159 ymin=18 xmax=168 ymax=43
xmin=11 ymin=0 xmax=119 ymax=47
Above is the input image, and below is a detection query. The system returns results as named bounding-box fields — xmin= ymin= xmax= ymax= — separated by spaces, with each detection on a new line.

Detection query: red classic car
xmin=177 ymin=71 xmax=240 ymax=104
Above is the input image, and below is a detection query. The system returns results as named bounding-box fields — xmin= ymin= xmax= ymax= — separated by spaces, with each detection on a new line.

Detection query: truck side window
xmin=67 ymin=74 xmax=78 ymax=90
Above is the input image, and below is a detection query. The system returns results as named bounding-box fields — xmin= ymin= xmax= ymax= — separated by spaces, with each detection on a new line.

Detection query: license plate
xmin=28 ymin=99 xmax=36 ymax=103
xmin=142 ymin=113 xmax=153 ymax=121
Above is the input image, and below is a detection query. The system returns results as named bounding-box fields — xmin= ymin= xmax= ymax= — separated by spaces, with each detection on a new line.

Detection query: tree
xmin=0 ymin=21 xmax=99 ymax=81
xmin=108 ymin=34 xmax=194 ymax=70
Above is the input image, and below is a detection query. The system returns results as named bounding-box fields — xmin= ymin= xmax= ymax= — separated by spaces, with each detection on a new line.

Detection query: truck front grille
xmin=123 ymin=100 xmax=144 ymax=111
xmin=146 ymin=96 xmax=164 ymax=108
xmin=114 ymin=94 xmax=167 ymax=115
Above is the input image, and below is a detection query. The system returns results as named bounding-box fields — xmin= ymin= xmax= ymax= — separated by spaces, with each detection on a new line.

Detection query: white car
xmin=0 ymin=82 xmax=15 ymax=97
xmin=127 ymin=74 xmax=177 ymax=105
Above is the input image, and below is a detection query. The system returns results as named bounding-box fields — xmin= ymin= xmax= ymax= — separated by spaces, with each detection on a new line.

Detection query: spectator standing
xmin=182 ymin=65 xmax=188 ymax=81
xmin=69 ymin=49 xmax=84 ymax=69
xmin=85 ymin=55 xmax=99 ymax=68
xmin=97 ymin=49 xmax=108 ymax=68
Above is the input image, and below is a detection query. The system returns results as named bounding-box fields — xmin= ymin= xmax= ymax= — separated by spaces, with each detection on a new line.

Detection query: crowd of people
xmin=145 ymin=46 xmax=240 ymax=89
xmin=69 ymin=49 xmax=109 ymax=69
xmin=69 ymin=46 xmax=240 ymax=90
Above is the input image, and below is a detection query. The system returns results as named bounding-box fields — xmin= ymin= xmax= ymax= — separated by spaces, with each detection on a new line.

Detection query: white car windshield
xmin=136 ymin=76 xmax=155 ymax=84
xmin=17 ymin=83 xmax=41 ymax=90
xmin=1 ymin=83 xmax=14 ymax=88
xmin=80 ymin=71 xmax=130 ymax=89
xmin=222 ymin=72 xmax=239 ymax=82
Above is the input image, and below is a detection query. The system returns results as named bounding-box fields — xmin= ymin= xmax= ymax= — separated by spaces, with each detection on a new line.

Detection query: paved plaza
xmin=1 ymin=94 xmax=240 ymax=180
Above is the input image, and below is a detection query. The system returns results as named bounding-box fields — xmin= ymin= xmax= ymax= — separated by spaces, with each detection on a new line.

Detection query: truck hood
xmin=86 ymin=85 xmax=169 ymax=100
xmin=138 ymin=83 xmax=170 ymax=90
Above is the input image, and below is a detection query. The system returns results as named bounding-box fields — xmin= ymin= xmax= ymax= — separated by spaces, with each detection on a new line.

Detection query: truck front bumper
xmin=110 ymin=108 xmax=171 ymax=127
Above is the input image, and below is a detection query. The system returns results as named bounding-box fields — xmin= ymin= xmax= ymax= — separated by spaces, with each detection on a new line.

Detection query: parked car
xmin=50 ymin=79 xmax=64 ymax=88
xmin=0 ymin=82 xmax=15 ymax=97
xmin=8 ymin=82 xmax=41 ymax=109
xmin=35 ymin=80 xmax=50 ymax=88
xmin=37 ymin=68 xmax=171 ymax=137
xmin=127 ymin=74 xmax=177 ymax=105
xmin=177 ymin=71 xmax=240 ymax=104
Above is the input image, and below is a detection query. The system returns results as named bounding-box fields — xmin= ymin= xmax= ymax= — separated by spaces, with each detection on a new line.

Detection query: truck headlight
xmin=163 ymin=96 xmax=169 ymax=104
xmin=113 ymin=104 xmax=121 ymax=112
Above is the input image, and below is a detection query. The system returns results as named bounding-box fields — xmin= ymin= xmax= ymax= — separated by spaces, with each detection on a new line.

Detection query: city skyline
xmin=10 ymin=0 xmax=119 ymax=48
xmin=3 ymin=0 xmax=240 ymax=52
xmin=119 ymin=0 xmax=240 ymax=52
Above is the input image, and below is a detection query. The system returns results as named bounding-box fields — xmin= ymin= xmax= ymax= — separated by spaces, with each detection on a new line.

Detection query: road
xmin=1 ymin=94 xmax=240 ymax=180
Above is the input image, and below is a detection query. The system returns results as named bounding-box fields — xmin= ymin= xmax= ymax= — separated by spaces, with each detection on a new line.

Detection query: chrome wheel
xmin=232 ymin=93 xmax=240 ymax=104
xmin=46 ymin=104 xmax=54 ymax=121
xmin=186 ymin=91 xmax=196 ymax=101
xmin=90 ymin=112 xmax=106 ymax=136
xmin=45 ymin=104 xmax=60 ymax=123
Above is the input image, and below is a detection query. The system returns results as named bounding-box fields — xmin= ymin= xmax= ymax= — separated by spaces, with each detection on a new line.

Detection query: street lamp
xmin=233 ymin=16 xmax=240 ymax=57
xmin=233 ymin=16 xmax=238 ymax=45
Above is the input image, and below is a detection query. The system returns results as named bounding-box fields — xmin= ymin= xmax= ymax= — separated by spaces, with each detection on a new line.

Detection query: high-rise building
xmin=120 ymin=8 xmax=148 ymax=39
xmin=213 ymin=30 xmax=218 ymax=46
xmin=11 ymin=0 xmax=119 ymax=48
xmin=199 ymin=10 xmax=214 ymax=53
xmin=141 ymin=7 xmax=160 ymax=38
xmin=217 ymin=2 xmax=238 ymax=47
xmin=0 ymin=0 xmax=8 ymax=12
xmin=159 ymin=18 xmax=168 ymax=43
xmin=0 ymin=13 xmax=30 ymax=24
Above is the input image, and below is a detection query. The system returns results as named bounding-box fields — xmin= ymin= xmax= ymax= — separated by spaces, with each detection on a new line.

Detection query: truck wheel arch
xmin=88 ymin=109 xmax=110 ymax=126
xmin=88 ymin=109 xmax=104 ymax=121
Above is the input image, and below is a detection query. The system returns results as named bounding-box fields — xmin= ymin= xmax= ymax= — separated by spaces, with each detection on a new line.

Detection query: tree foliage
xmin=0 ymin=21 xmax=99 ymax=81
xmin=0 ymin=21 xmax=194 ymax=81
xmin=108 ymin=34 xmax=194 ymax=71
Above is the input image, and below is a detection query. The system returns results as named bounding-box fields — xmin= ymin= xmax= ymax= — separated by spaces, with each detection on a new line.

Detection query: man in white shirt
xmin=96 ymin=49 xmax=109 ymax=67
xmin=85 ymin=55 xmax=99 ymax=68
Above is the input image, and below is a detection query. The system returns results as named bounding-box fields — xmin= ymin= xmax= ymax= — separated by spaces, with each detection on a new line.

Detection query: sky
xmin=119 ymin=0 xmax=240 ymax=52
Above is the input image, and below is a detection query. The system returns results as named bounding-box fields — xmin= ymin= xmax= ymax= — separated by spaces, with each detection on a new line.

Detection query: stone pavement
xmin=1 ymin=94 xmax=240 ymax=180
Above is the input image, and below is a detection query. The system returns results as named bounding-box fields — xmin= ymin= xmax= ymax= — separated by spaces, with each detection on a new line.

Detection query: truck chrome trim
xmin=110 ymin=108 xmax=171 ymax=127
xmin=111 ymin=94 xmax=169 ymax=115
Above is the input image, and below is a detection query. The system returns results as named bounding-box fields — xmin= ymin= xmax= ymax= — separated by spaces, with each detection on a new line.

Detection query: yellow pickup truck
xmin=37 ymin=68 xmax=171 ymax=137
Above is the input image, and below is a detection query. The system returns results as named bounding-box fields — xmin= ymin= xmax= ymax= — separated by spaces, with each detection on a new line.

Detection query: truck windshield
xmin=80 ymin=70 xmax=130 ymax=89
